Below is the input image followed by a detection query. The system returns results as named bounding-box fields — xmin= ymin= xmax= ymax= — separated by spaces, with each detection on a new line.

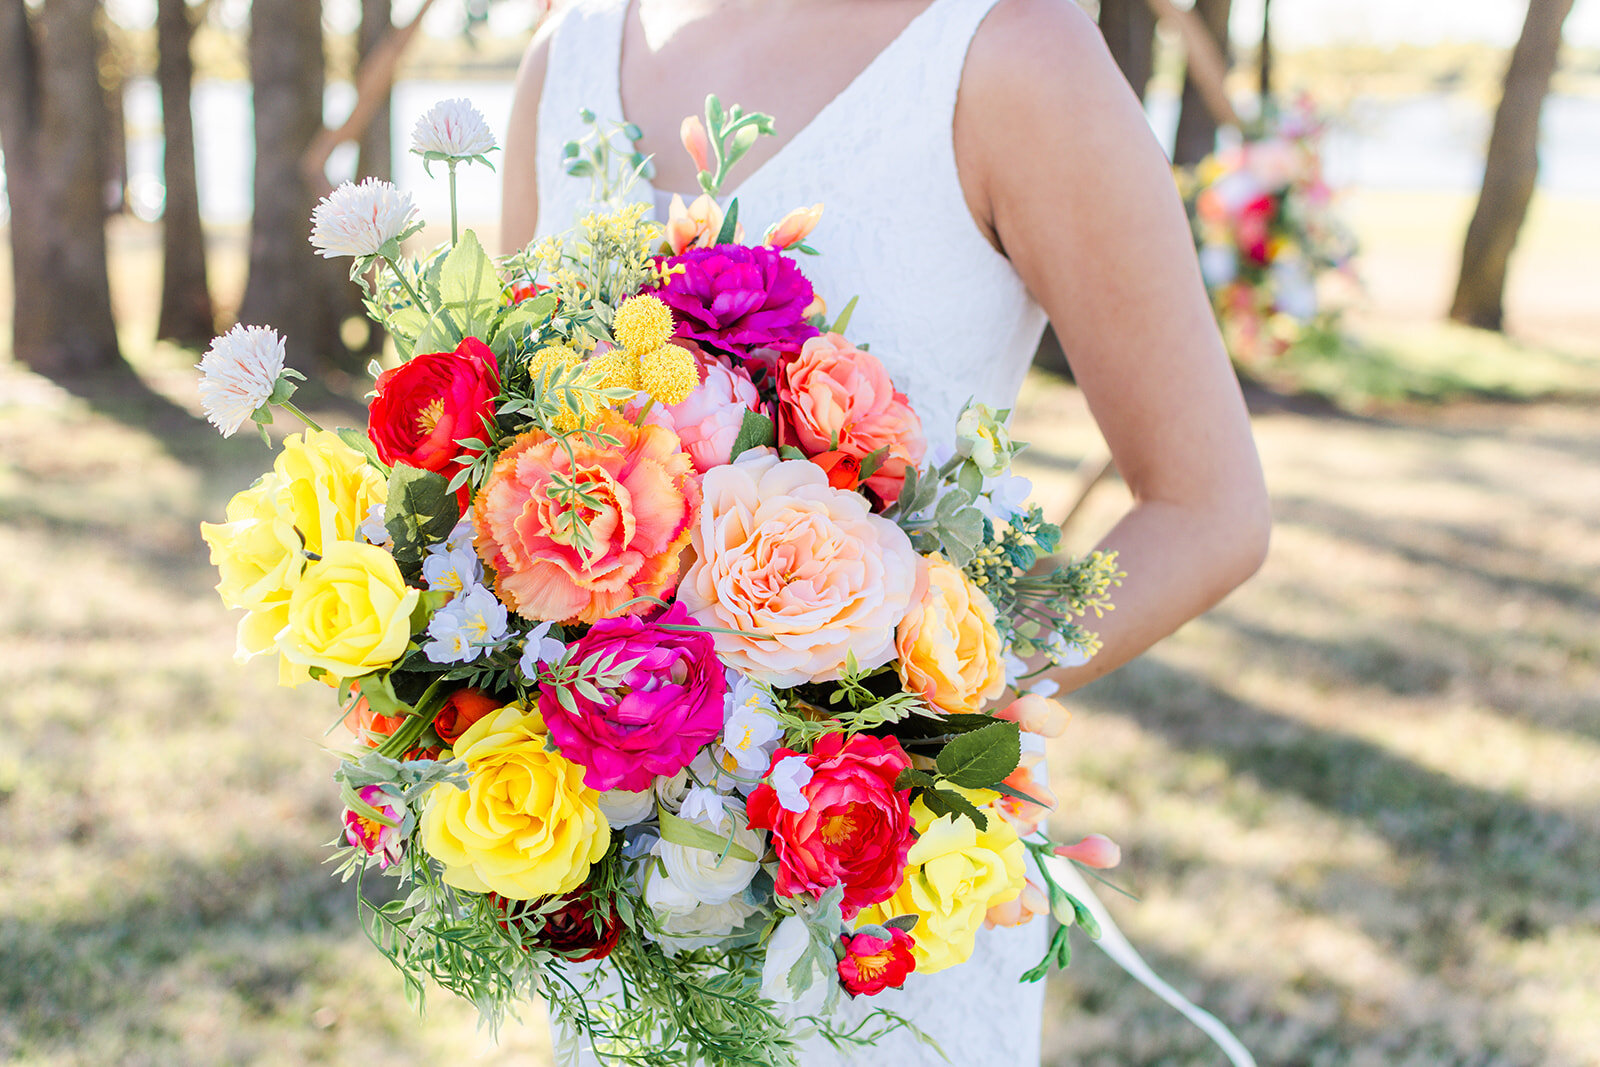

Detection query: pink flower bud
xmin=1054 ymin=834 xmax=1121 ymax=870
xmin=680 ymin=115 xmax=712 ymax=175
xmin=995 ymin=693 xmax=1071 ymax=739
xmin=985 ymin=877 xmax=1049 ymax=929
xmin=763 ymin=203 xmax=823 ymax=249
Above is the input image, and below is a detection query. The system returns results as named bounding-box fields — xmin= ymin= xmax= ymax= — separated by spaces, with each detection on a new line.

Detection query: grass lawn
xmin=1 ymin=191 xmax=1596 ymax=1064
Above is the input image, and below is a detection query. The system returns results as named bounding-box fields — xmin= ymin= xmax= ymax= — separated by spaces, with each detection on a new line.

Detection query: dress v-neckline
xmin=614 ymin=0 xmax=950 ymax=202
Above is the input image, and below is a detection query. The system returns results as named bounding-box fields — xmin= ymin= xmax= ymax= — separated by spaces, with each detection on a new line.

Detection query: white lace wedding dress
xmin=530 ymin=0 xmax=1052 ymax=1061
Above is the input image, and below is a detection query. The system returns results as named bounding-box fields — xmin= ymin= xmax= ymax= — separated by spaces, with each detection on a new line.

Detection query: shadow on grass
xmin=1081 ymin=656 xmax=1600 ymax=924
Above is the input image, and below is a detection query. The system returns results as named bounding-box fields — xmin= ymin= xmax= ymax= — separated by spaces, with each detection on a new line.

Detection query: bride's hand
xmin=958 ymin=0 xmax=1271 ymax=692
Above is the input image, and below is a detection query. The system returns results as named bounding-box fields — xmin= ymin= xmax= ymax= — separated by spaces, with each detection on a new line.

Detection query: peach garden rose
xmin=895 ymin=554 xmax=1006 ymax=715
xmin=677 ymin=452 xmax=922 ymax=686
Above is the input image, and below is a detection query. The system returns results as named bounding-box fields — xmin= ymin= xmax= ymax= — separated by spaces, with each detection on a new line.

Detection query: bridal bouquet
xmin=199 ymin=97 xmax=1123 ymax=1065
xmin=1179 ymin=96 xmax=1357 ymax=365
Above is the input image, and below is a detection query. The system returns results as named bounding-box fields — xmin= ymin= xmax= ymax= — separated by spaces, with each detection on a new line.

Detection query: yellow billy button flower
xmin=420 ymin=704 xmax=611 ymax=899
xmin=855 ymin=790 xmax=1027 ymax=974
xmin=588 ymin=348 xmax=641 ymax=392
xmin=638 ymin=343 xmax=699 ymax=406
xmin=277 ymin=541 xmax=419 ymax=683
xmin=612 ymin=293 xmax=675 ymax=355
xmin=527 ymin=345 xmax=579 ymax=390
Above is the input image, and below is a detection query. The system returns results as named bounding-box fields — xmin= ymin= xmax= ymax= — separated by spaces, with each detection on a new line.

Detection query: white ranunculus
xmin=195 ymin=325 xmax=286 ymax=437
xmin=411 ymin=98 xmax=497 ymax=159
xmin=654 ymin=807 xmax=763 ymax=906
xmin=644 ymin=882 xmax=760 ymax=954
xmin=597 ymin=788 xmax=655 ymax=828
xmin=760 ymin=915 xmax=830 ymax=1012
xmin=309 ymin=178 xmax=416 ymax=259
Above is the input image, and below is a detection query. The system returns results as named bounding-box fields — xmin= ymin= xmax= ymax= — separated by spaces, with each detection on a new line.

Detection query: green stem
xmin=277 ymin=400 xmax=323 ymax=432
xmin=448 ymin=161 xmax=459 ymax=247
xmin=383 ymin=255 xmax=428 ymax=313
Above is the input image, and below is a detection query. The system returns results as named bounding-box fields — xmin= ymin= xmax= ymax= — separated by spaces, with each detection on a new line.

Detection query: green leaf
xmin=893 ymin=768 xmax=939 ymax=792
xmin=856 ymin=445 xmax=891 ymax=484
xmin=437 ymin=229 xmax=503 ymax=338
xmin=956 ymin=459 xmax=984 ymax=498
xmin=881 ymin=914 xmax=919 ymax=934
xmin=992 ymin=780 xmax=1051 ymax=809
xmin=919 ymin=786 xmax=988 ymax=831
xmin=727 ymin=409 xmax=775 ymax=462
xmin=490 ymin=293 xmax=557 ymax=349
xmin=384 ymin=465 xmax=461 ymax=576
xmin=828 ymin=295 xmax=859 ymax=336
xmin=336 ymin=427 xmax=391 ymax=474
xmin=714 ymin=198 xmax=740 ymax=246
xmin=657 ymin=806 xmax=759 ymax=863
xmin=935 ymin=720 xmax=1022 ymax=790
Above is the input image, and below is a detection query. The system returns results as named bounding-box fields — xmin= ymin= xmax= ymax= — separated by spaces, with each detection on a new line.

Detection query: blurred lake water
xmin=96 ymin=76 xmax=1600 ymax=227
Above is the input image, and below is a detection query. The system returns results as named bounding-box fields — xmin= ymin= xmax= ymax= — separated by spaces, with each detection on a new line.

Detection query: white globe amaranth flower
xmin=310 ymin=178 xmax=417 ymax=259
xmin=195 ymin=324 xmax=287 ymax=437
xmin=412 ymin=98 xmax=498 ymax=160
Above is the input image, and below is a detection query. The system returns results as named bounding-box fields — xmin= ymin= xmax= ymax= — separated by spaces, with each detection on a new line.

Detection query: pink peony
xmin=655 ymin=244 xmax=819 ymax=357
xmin=777 ymin=333 xmax=925 ymax=508
xmin=537 ymin=603 xmax=727 ymax=793
xmin=662 ymin=353 xmax=766 ymax=473
xmin=747 ymin=732 xmax=915 ymax=919
xmin=677 ymin=453 xmax=923 ymax=687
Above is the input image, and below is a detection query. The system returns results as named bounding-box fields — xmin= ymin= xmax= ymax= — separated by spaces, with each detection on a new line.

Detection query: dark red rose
xmin=838 ymin=927 xmax=917 ymax=996
xmin=495 ymin=892 xmax=622 ymax=963
xmin=367 ymin=336 xmax=500 ymax=509
xmin=433 ymin=687 xmax=500 ymax=745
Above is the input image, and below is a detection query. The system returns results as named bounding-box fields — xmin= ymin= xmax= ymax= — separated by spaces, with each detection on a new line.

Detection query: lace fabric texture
xmin=534 ymin=0 xmax=1051 ymax=1061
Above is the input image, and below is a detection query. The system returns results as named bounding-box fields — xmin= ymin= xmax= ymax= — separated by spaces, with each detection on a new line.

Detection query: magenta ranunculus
xmin=655 ymin=244 xmax=820 ymax=357
xmin=537 ymin=603 xmax=727 ymax=792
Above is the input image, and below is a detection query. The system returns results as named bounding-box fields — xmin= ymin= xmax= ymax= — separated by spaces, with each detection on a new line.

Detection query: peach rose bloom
xmin=474 ymin=412 xmax=700 ymax=624
xmin=895 ymin=554 xmax=1006 ymax=714
xmin=677 ymin=453 xmax=921 ymax=687
xmin=777 ymin=332 xmax=926 ymax=507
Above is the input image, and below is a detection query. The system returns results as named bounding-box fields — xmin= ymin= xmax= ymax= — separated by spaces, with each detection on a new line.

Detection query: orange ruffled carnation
xmin=473 ymin=411 xmax=700 ymax=624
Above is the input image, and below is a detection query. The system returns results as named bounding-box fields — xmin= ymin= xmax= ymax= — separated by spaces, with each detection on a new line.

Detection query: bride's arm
xmin=959 ymin=0 xmax=1271 ymax=693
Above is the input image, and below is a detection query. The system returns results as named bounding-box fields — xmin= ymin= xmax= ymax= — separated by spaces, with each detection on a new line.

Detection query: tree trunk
xmin=1258 ymin=0 xmax=1273 ymax=103
xmin=155 ymin=0 xmax=215 ymax=346
xmin=1172 ymin=0 xmax=1233 ymax=165
xmin=1449 ymin=0 xmax=1576 ymax=331
xmin=355 ymin=0 xmax=394 ymax=182
xmin=1097 ymin=0 xmax=1157 ymax=103
xmin=238 ymin=0 xmax=350 ymax=373
xmin=0 ymin=0 xmax=123 ymax=379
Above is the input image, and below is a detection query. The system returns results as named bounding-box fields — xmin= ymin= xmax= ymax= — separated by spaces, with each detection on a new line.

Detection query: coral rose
xmin=747 ymin=732 xmax=914 ymax=919
xmin=837 ymin=926 xmax=917 ymax=996
xmin=896 ymin=554 xmax=1006 ymax=714
xmin=368 ymin=337 xmax=499 ymax=510
xmin=777 ymin=332 xmax=925 ymax=508
xmin=655 ymin=244 xmax=819 ymax=357
xmin=473 ymin=411 xmax=700 ymax=624
xmin=677 ymin=453 xmax=922 ymax=686
xmin=433 ymin=686 xmax=499 ymax=745
xmin=536 ymin=603 xmax=728 ymax=793
xmin=855 ymin=790 xmax=1027 ymax=974
xmin=419 ymin=704 xmax=610 ymax=899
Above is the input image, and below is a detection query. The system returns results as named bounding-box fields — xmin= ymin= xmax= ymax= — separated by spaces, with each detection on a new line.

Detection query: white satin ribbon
xmin=1045 ymin=856 xmax=1258 ymax=1067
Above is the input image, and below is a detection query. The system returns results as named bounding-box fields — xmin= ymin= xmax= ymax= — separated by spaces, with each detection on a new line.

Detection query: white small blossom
xmin=411 ymin=98 xmax=498 ymax=160
xmin=1029 ymin=677 xmax=1061 ymax=698
xmin=976 ymin=472 xmax=1033 ymax=523
xmin=422 ymin=545 xmax=481 ymax=594
xmin=195 ymin=325 xmax=286 ymax=437
xmin=679 ymin=786 xmax=727 ymax=828
xmin=1044 ymin=630 xmax=1090 ymax=669
xmin=442 ymin=515 xmax=476 ymax=555
xmin=423 ymin=584 xmax=508 ymax=664
xmin=517 ymin=620 xmax=567 ymax=680
xmin=310 ymin=178 xmax=416 ymax=259
xmin=359 ymin=502 xmax=392 ymax=547
xmin=768 ymin=755 xmax=813 ymax=814
xmin=721 ymin=677 xmax=783 ymax=776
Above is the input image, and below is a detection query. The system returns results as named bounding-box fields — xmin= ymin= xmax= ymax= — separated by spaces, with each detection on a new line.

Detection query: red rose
xmin=747 ymin=733 xmax=915 ymax=919
xmin=838 ymin=927 xmax=917 ymax=996
xmin=367 ymin=336 xmax=500 ymax=508
xmin=495 ymin=893 xmax=622 ymax=963
xmin=433 ymin=686 xmax=499 ymax=745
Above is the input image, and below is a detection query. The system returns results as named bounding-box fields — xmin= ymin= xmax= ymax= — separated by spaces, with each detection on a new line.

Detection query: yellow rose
xmin=419 ymin=705 xmax=611 ymax=899
xmin=278 ymin=541 xmax=418 ymax=681
xmin=896 ymin=554 xmax=1006 ymax=715
xmin=273 ymin=428 xmax=387 ymax=556
xmin=856 ymin=791 xmax=1026 ymax=974
xmin=201 ymin=473 xmax=304 ymax=664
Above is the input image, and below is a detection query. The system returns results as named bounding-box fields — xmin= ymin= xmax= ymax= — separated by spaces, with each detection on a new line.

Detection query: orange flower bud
xmin=764 ymin=203 xmax=823 ymax=249
xmin=680 ymin=115 xmax=712 ymax=176
xmin=1054 ymin=834 xmax=1121 ymax=870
